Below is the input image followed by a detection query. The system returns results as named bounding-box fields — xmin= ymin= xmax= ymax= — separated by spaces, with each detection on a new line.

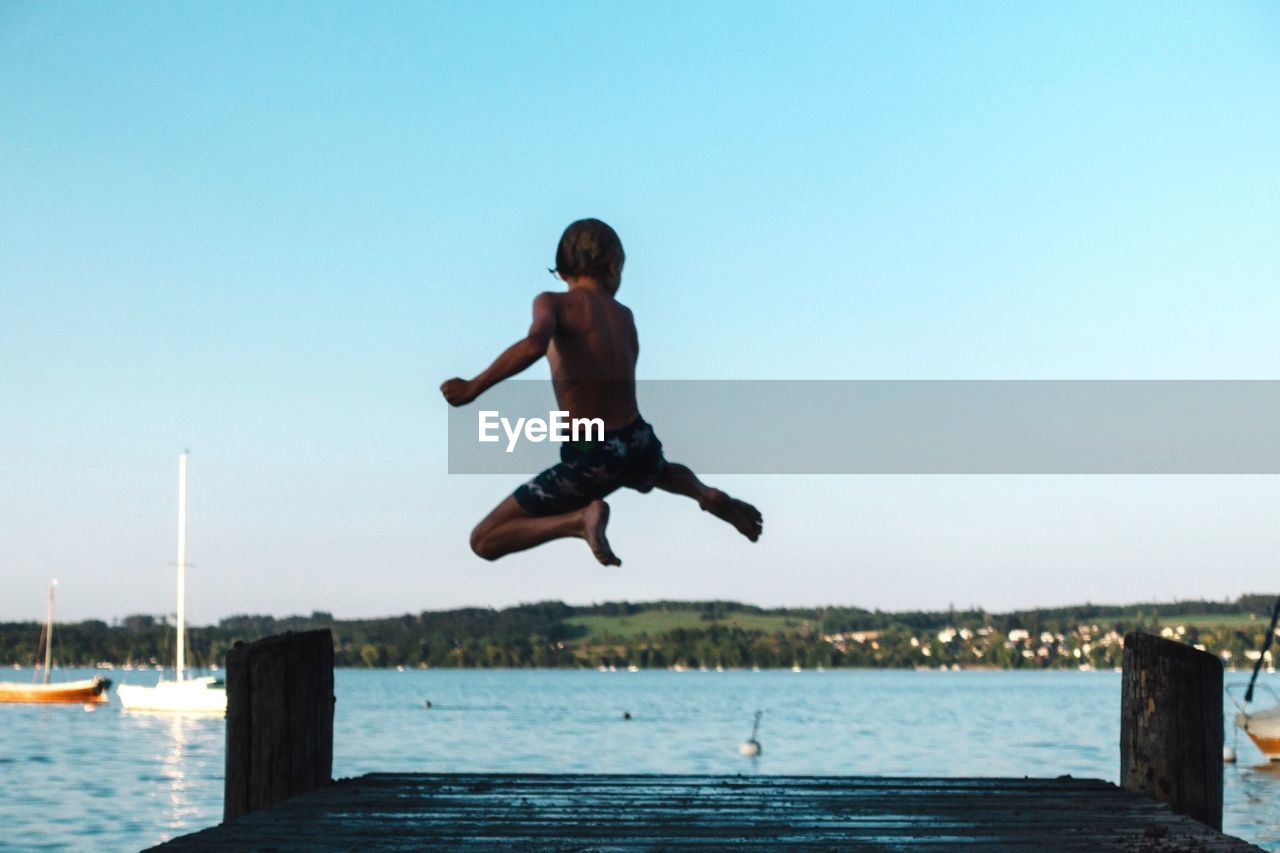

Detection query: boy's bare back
xmin=542 ymin=285 xmax=639 ymax=431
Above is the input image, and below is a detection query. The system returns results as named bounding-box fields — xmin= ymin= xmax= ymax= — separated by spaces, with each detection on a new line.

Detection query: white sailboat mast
xmin=43 ymin=580 xmax=57 ymax=685
xmin=176 ymin=451 xmax=188 ymax=682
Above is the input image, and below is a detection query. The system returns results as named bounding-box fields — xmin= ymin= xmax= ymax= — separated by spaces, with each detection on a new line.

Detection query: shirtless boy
xmin=440 ymin=218 xmax=763 ymax=566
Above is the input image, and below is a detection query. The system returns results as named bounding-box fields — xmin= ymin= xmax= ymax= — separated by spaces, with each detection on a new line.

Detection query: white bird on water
xmin=739 ymin=710 xmax=763 ymax=757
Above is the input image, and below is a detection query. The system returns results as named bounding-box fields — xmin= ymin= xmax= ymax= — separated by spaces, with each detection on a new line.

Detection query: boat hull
xmin=1246 ymin=733 xmax=1280 ymax=761
xmin=0 ymin=676 xmax=112 ymax=704
xmin=117 ymin=677 xmax=227 ymax=714
xmin=1238 ymin=705 xmax=1280 ymax=761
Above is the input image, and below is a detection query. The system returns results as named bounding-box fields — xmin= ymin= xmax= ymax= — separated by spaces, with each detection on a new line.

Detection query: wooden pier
xmin=150 ymin=630 xmax=1259 ymax=851
xmin=153 ymin=772 xmax=1257 ymax=851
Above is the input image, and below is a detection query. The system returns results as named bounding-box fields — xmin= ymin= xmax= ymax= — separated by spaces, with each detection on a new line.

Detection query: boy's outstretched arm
xmin=441 ymin=293 xmax=557 ymax=406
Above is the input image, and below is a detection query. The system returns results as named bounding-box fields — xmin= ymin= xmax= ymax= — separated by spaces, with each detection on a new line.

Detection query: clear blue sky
xmin=2 ymin=1 xmax=1277 ymax=622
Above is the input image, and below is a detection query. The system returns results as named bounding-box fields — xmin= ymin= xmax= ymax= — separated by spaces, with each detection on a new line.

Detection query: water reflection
xmin=162 ymin=715 xmax=198 ymax=829
xmin=1226 ymin=760 xmax=1280 ymax=849
xmin=117 ymin=707 xmax=225 ymax=842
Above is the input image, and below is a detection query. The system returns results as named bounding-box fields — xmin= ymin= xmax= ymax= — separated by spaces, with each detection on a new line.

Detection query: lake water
xmin=2 ymin=668 xmax=1278 ymax=850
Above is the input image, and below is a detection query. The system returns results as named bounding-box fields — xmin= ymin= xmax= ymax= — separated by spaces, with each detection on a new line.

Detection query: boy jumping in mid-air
xmin=441 ymin=218 xmax=763 ymax=566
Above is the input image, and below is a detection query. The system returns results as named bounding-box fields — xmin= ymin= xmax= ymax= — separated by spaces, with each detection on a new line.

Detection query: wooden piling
xmin=1120 ymin=630 xmax=1223 ymax=830
xmin=224 ymin=629 xmax=335 ymax=821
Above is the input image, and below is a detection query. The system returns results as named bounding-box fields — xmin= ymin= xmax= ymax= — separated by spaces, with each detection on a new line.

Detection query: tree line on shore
xmin=1 ymin=596 xmax=1274 ymax=671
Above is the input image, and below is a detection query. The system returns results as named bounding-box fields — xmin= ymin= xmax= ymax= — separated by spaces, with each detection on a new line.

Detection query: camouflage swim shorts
xmin=513 ymin=417 xmax=665 ymax=516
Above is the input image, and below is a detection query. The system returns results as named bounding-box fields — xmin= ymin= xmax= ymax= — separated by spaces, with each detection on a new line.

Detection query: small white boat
xmin=118 ymin=452 xmax=226 ymax=715
xmin=118 ymin=676 xmax=226 ymax=713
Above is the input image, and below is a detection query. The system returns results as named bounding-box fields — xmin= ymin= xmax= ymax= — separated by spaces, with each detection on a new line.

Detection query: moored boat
xmin=0 ymin=677 xmax=111 ymax=704
xmin=118 ymin=451 xmax=227 ymax=715
xmin=117 ymin=675 xmax=225 ymax=713
xmin=1238 ymin=704 xmax=1280 ymax=761
xmin=1230 ymin=596 xmax=1280 ymax=761
xmin=0 ymin=580 xmax=112 ymax=705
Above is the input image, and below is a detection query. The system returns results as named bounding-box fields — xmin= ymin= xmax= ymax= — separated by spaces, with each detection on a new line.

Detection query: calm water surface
xmin=1 ymin=668 xmax=1277 ymax=850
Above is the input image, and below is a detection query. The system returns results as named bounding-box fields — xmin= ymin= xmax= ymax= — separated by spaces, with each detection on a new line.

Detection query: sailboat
xmin=1236 ymin=704 xmax=1280 ymax=760
xmin=117 ymin=451 xmax=227 ymax=714
xmin=0 ymin=580 xmax=112 ymax=704
xmin=1231 ymin=667 xmax=1280 ymax=761
xmin=1228 ymin=600 xmax=1280 ymax=761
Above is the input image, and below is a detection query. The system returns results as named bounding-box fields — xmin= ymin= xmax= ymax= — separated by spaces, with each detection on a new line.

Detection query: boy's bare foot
xmin=701 ymin=489 xmax=763 ymax=542
xmin=582 ymin=500 xmax=622 ymax=566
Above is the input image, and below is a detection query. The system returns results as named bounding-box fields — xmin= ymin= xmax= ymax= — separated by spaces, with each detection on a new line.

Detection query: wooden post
xmin=224 ymin=629 xmax=335 ymax=821
xmin=1120 ymin=630 xmax=1222 ymax=830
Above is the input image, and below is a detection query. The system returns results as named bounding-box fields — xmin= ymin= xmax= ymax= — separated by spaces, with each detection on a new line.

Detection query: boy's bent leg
xmin=655 ymin=462 xmax=763 ymax=542
xmin=470 ymin=495 xmax=621 ymax=566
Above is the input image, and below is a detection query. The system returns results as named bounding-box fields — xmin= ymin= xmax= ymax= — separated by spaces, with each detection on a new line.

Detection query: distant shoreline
xmin=3 ymin=596 xmax=1273 ymax=673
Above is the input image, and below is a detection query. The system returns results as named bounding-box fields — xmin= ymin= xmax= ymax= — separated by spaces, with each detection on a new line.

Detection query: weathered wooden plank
xmin=154 ymin=773 xmax=1260 ymax=851
xmin=1121 ymin=630 xmax=1224 ymax=829
xmin=223 ymin=629 xmax=335 ymax=821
